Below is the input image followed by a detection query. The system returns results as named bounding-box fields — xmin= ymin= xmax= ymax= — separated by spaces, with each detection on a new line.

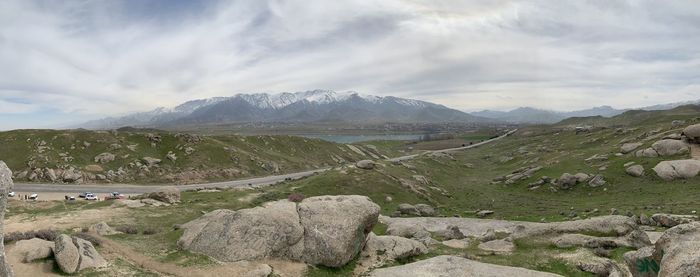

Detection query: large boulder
xmin=145 ymin=187 xmax=181 ymax=204
xmin=54 ymin=235 xmax=80 ymax=274
xmin=178 ymin=195 xmax=380 ymax=268
xmin=356 ymin=233 xmax=428 ymax=273
xmin=652 ymin=222 xmax=700 ymax=276
xmin=624 ymin=246 xmax=657 ymax=277
xmin=651 ymin=139 xmax=690 ymax=156
xmin=621 ymin=143 xmax=643 ymax=154
xmin=0 ymin=161 xmax=13 ymax=276
xmin=88 ymin=222 xmax=119 ymax=235
xmin=48 ymin=233 xmax=106 ymax=274
xmin=93 ymin=152 xmax=115 ymax=164
xmin=683 ymin=123 xmax=700 ymax=141
xmin=14 ymin=238 xmax=54 ymax=262
xmin=635 ymin=148 xmax=659 ymax=158
xmin=369 ymin=255 xmax=563 ymax=277
xmin=652 ymin=159 xmax=700 ymax=180
xmin=554 ymin=173 xmax=578 ymax=190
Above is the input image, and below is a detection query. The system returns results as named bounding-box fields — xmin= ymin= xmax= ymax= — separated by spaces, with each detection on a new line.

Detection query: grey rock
xmin=14 ymin=238 xmax=54 ymax=262
xmin=651 ymin=214 xmax=679 ymax=227
xmin=434 ymin=225 xmax=465 ymax=240
xmin=142 ymin=157 xmax=162 ymax=167
xmin=88 ymin=222 xmax=119 ymax=235
xmin=358 ymin=233 xmax=428 ymax=272
xmin=0 ymin=161 xmax=13 ymax=276
xmin=621 ymin=143 xmax=643 ymax=154
xmin=651 ymin=139 xmax=690 ymax=156
xmin=555 ymin=173 xmax=578 ymax=189
xmin=144 ymin=187 xmax=181 ymax=204
xmin=683 ymin=123 xmax=700 ymax=141
xmin=623 ymin=246 xmax=656 ymax=277
xmin=626 ymin=165 xmax=645 ymax=177
xmin=54 ymin=234 xmax=80 ymax=274
xmin=653 ymin=221 xmax=700 ymax=276
xmin=356 ymin=160 xmax=376 ymax=170
xmin=73 ymin=237 xmax=107 ymax=271
xmin=397 ymin=203 xmax=419 ymax=216
xmin=415 ymin=204 xmax=437 ymax=217
xmin=478 ymin=239 xmax=515 ymax=253
xmin=93 ymin=152 xmax=115 ymax=164
xmin=653 ymin=159 xmax=700 ymax=180
xmin=476 ymin=210 xmax=494 ymax=218
xmin=369 ymin=255 xmax=563 ymax=277
xmin=587 ymin=175 xmax=607 ymax=187
xmin=635 ymin=148 xmax=659 ymax=158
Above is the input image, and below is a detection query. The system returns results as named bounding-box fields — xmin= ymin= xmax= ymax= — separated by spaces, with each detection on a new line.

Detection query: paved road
xmin=14 ymin=129 xmax=517 ymax=194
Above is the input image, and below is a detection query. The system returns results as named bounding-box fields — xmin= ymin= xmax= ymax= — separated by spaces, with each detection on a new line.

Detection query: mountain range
xmin=81 ymin=90 xmax=489 ymax=129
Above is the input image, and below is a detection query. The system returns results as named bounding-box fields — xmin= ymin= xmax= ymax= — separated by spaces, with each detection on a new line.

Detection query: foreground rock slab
xmin=54 ymin=234 xmax=106 ymax=274
xmin=369 ymin=255 xmax=563 ymax=277
xmin=179 ymin=195 xmax=380 ymax=267
xmin=0 ymin=161 xmax=14 ymax=277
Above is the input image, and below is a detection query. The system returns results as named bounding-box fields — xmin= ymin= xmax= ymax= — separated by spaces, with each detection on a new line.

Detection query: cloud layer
xmin=1 ymin=0 xmax=699 ymax=129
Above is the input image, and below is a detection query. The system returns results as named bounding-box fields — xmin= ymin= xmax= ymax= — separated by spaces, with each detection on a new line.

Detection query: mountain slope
xmin=82 ymin=90 xmax=492 ymax=129
xmin=472 ymin=106 xmax=625 ymax=124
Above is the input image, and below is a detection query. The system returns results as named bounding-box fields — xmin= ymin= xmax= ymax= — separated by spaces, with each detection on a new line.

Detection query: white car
xmin=85 ymin=193 xmax=98 ymax=201
xmin=28 ymin=193 xmax=38 ymax=200
xmin=7 ymin=191 xmax=15 ymax=197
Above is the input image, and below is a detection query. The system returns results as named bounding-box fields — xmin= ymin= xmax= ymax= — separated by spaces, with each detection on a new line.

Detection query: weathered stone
xmin=93 ymin=152 xmax=115 ymax=164
xmin=623 ymin=246 xmax=656 ymax=277
xmin=651 ymin=139 xmax=690 ymax=156
xmin=84 ymin=164 xmax=104 ymax=172
xmin=0 ymin=161 xmax=14 ymax=276
xmin=144 ymin=187 xmax=180 ymax=204
xmin=142 ymin=157 xmax=162 ymax=167
xmin=476 ymin=210 xmax=494 ymax=217
xmin=357 ymin=233 xmax=427 ymax=273
xmin=415 ymin=204 xmax=437 ymax=217
xmin=54 ymin=234 xmax=80 ymax=274
xmin=478 ymin=238 xmax=515 ymax=253
xmin=653 ymin=159 xmax=700 ymax=180
xmin=621 ymin=143 xmax=643 ymax=154
xmin=555 ymin=173 xmax=578 ymax=189
xmin=588 ymin=175 xmax=606 ymax=187
xmin=653 ymin=222 xmax=700 ymax=276
xmin=14 ymin=238 xmax=54 ymax=263
xmin=635 ymin=148 xmax=659 ymax=158
xmin=356 ymin=160 xmax=376 ymax=170
xmin=683 ymin=123 xmax=700 ymax=141
xmin=434 ymin=225 xmax=465 ymax=240
xmin=369 ymin=255 xmax=563 ymax=277
xmin=88 ymin=222 xmax=119 ymax=235
xmin=74 ymin=237 xmax=107 ymax=271
xmin=626 ymin=165 xmax=645 ymax=177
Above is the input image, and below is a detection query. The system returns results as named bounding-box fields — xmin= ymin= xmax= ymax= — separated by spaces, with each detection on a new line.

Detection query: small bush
xmin=287 ymin=193 xmax=305 ymax=203
xmin=4 ymin=229 xmax=59 ymax=243
xmin=74 ymin=232 xmax=101 ymax=246
xmin=142 ymin=228 xmax=159 ymax=235
xmin=116 ymin=225 xmax=138 ymax=235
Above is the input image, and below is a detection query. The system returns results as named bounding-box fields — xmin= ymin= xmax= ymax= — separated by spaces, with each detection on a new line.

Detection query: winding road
xmin=13 ymin=129 xmax=517 ymax=194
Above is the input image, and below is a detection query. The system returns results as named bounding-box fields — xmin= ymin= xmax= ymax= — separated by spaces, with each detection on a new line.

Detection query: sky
xmin=1 ymin=0 xmax=699 ymax=130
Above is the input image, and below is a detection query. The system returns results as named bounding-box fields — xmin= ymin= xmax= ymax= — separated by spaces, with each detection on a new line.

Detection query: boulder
xmin=54 ymin=234 xmax=80 ymax=274
xmin=61 ymin=167 xmax=83 ymax=183
xmin=145 ymin=187 xmax=180 ymax=204
xmin=88 ymin=222 xmax=119 ymax=235
xmin=554 ymin=173 xmax=578 ymax=189
xmin=178 ymin=195 xmax=380 ymax=268
xmin=356 ymin=160 xmax=376 ymax=170
xmin=653 ymin=222 xmax=700 ymax=276
xmin=397 ymin=203 xmax=419 ymax=216
xmin=574 ymin=173 xmax=590 ymax=183
xmin=142 ymin=157 xmax=162 ymax=167
xmin=386 ymin=222 xmax=426 ymax=238
xmin=621 ymin=143 xmax=643 ymax=154
xmin=653 ymin=159 xmax=700 ymax=180
xmin=635 ymin=148 xmax=659 ymax=158
xmin=587 ymin=175 xmax=606 ymax=187
xmin=93 ymin=152 xmax=115 ymax=164
xmin=651 ymin=213 xmax=697 ymax=228
xmin=478 ymin=238 xmax=515 ymax=253
xmin=639 ymin=213 xmax=653 ymax=226
xmin=0 ymin=161 xmax=14 ymax=276
xmin=73 ymin=237 xmax=107 ymax=272
xmin=369 ymin=255 xmax=563 ymax=277
xmin=14 ymin=238 xmax=54 ymax=262
xmin=651 ymin=139 xmax=690 ymax=156
xmin=623 ymin=246 xmax=657 ymax=277
xmin=415 ymin=204 xmax=437 ymax=217
xmin=434 ymin=225 xmax=465 ymax=240
xmin=683 ymin=123 xmax=700 ymax=141
xmin=357 ymin=233 xmax=428 ymax=272
xmin=626 ymin=165 xmax=645 ymax=177
xmin=84 ymin=164 xmax=104 ymax=172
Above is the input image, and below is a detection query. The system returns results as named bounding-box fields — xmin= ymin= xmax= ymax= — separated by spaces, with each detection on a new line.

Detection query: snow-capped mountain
xmin=81 ymin=90 xmax=489 ymax=129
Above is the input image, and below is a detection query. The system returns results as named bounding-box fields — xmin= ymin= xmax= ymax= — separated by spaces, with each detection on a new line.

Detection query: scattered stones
xmin=585 ymin=154 xmax=608 ymax=162
xmin=653 ymin=159 xmax=700 ymax=180
xmin=441 ymin=239 xmax=471 ymax=249
xmin=625 ymin=165 xmax=645 ymax=177
xmin=554 ymin=173 xmax=595 ymax=189
xmin=93 ymin=152 xmax=115 ymax=164
xmin=356 ymin=160 xmax=376 ymax=170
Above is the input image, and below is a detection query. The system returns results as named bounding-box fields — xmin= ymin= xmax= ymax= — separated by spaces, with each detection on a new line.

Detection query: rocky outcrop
xmin=0 ymin=161 xmax=13 ymax=277
xmin=651 ymin=139 xmax=690 ymax=156
xmin=54 ymin=234 xmax=106 ymax=274
xmin=652 ymin=159 xmax=700 ymax=180
xmin=369 ymin=255 xmax=563 ymax=277
xmin=356 ymin=233 xmax=428 ymax=274
xmin=178 ymin=195 xmax=380 ymax=267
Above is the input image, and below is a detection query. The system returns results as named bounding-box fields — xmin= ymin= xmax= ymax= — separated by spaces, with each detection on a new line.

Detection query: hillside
xmin=0 ymin=128 xmax=395 ymax=184
xmin=81 ymin=90 xmax=492 ymax=129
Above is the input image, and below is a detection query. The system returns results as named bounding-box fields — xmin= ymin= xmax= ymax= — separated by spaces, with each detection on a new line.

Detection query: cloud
xmin=1 ymin=0 xmax=699 ymax=129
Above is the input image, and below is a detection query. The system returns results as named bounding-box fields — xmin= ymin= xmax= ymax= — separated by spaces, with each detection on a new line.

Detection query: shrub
xmin=116 ymin=225 xmax=138 ymax=235
xmin=142 ymin=228 xmax=159 ymax=235
xmin=4 ymin=229 xmax=59 ymax=243
xmin=287 ymin=193 xmax=305 ymax=203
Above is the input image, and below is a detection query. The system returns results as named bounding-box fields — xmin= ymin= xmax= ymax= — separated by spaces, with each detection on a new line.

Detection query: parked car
xmin=79 ymin=192 xmax=92 ymax=198
xmin=28 ymin=193 xmax=38 ymax=200
xmin=7 ymin=191 xmax=15 ymax=197
xmin=85 ymin=193 xmax=98 ymax=201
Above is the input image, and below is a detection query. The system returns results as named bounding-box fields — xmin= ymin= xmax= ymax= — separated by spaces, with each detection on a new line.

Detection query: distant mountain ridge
xmin=471 ymin=106 xmax=623 ymax=124
xmin=81 ymin=90 xmax=491 ymax=129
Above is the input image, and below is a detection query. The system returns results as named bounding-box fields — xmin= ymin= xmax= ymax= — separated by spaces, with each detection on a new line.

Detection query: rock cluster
xmin=178 ymin=195 xmax=379 ymax=267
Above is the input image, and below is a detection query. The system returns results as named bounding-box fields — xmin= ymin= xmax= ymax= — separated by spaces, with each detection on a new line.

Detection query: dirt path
xmin=98 ymin=236 xmax=306 ymax=277
xmin=4 ymin=207 xmax=129 ymax=233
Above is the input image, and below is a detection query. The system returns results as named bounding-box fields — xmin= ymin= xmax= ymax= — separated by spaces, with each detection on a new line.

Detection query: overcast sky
xmin=1 ymin=0 xmax=699 ymax=130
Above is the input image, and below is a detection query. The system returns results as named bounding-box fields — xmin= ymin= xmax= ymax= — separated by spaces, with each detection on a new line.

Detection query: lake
xmin=300 ymin=134 xmax=424 ymax=143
